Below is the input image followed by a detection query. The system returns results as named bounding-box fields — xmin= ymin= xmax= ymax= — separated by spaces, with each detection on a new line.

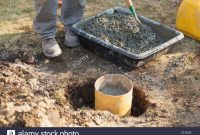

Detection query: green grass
xmin=0 ymin=0 xmax=34 ymax=26
xmin=0 ymin=0 xmax=120 ymax=50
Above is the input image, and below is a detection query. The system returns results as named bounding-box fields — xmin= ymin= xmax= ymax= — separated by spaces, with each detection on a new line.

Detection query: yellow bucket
xmin=176 ymin=0 xmax=200 ymax=41
xmin=95 ymin=74 xmax=133 ymax=117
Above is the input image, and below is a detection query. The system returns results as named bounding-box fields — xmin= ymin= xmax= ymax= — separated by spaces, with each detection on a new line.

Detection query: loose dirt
xmin=100 ymin=86 xmax=127 ymax=96
xmin=80 ymin=12 xmax=164 ymax=54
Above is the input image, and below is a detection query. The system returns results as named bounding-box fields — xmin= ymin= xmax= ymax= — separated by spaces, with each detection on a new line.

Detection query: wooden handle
xmin=58 ymin=0 xmax=62 ymax=7
xmin=125 ymin=0 xmax=133 ymax=7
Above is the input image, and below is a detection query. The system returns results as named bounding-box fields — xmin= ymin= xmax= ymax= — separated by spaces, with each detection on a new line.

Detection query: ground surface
xmin=0 ymin=0 xmax=200 ymax=127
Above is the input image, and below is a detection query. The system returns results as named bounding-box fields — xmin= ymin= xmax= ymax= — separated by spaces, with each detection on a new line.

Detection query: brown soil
xmin=80 ymin=12 xmax=164 ymax=54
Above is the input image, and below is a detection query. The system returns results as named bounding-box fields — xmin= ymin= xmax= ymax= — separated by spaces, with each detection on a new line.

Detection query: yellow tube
xmin=95 ymin=74 xmax=133 ymax=117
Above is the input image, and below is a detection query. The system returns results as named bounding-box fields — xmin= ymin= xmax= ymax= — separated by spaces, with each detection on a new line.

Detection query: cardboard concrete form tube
xmin=95 ymin=74 xmax=133 ymax=117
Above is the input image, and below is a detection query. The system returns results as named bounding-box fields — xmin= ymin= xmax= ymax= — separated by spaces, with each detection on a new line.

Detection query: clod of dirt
xmin=100 ymin=86 xmax=127 ymax=96
xmin=0 ymin=49 xmax=38 ymax=64
xmin=80 ymin=12 xmax=164 ymax=54
xmin=18 ymin=49 xmax=38 ymax=64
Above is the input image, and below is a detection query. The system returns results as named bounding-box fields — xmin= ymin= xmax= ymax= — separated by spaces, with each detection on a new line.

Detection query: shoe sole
xmin=44 ymin=51 xmax=62 ymax=59
xmin=64 ymin=41 xmax=80 ymax=48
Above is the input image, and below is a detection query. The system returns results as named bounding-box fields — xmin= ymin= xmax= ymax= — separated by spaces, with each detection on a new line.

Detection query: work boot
xmin=42 ymin=38 xmax=62 ymax=58
xmin=64 ymin=27 xmax=80 ymax=48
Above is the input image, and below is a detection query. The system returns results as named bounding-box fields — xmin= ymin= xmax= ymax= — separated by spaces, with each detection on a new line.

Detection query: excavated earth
xmin=80 ymin=13 xmax=164 ymax=54
xmin=0 ymin=61 xmax=152 ymax=127
xmin=0 ymin=49 xmax=200 ymax=127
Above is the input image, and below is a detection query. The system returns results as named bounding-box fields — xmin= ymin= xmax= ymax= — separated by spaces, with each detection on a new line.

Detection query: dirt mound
xmin=0 ymin=62 xmax=61 ymax=127
xmin=0 ymin=61 xmax=171 ymax=127
xmin=0 ymin=62 xmax=128 ymax=127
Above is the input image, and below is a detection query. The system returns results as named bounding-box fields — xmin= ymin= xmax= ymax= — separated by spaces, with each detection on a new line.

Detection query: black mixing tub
xmin=71 ymin=7 xmax=184 ymax=69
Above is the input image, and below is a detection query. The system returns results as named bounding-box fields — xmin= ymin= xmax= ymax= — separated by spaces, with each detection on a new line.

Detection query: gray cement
xmin=100 ymin=86 xmax=128 ymax=96
xmin=80 ymin=12 xmax=164 ymax=54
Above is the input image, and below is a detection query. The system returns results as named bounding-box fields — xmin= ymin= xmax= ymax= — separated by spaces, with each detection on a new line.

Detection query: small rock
xmin=94 ymin=118 xmax=102 ymax=125
xmin=121 ymin=119 xmax=128 ymax=124
xmin=18 ymin=50 xmax=37 ymax=64
xmin=84 ymin=122 xmax=91 ymax=127
xmin=1 ymin=71 xmax=12 ymax=77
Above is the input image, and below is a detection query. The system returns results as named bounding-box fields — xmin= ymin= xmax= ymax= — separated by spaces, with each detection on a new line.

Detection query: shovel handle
xmin=125 ymin=0 xmax=139 ymax=20
xmin=58 ymin=0 xmax=62 ymax=7
xmin=125 ymin=0 xmax=134 ymax=7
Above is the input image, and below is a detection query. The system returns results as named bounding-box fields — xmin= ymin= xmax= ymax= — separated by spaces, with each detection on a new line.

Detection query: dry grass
xmin=0 ymin=0 xmax=34 ymax=50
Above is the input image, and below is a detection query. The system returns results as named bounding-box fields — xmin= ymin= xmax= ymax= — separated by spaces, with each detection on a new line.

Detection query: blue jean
xmin=33 ymin=0 xmax=85 ymax=40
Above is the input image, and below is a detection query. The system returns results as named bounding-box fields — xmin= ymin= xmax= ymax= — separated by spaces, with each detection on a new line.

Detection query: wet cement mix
xmin=100 ymin=86 xmax=127 ymax=96
xmin=80 ymin=12 xmax=165 ymax=54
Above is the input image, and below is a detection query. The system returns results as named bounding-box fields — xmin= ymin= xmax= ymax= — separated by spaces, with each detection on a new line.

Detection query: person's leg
xmin=33 ymin=0 xmax=62 ymax=58
xmin=33 ymin=0 xmax=58 ymax=40
xmin=61 ymin=0 xmax=85 ymax=26
xmin=61 ymin=0 xmax=85 ymax=47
